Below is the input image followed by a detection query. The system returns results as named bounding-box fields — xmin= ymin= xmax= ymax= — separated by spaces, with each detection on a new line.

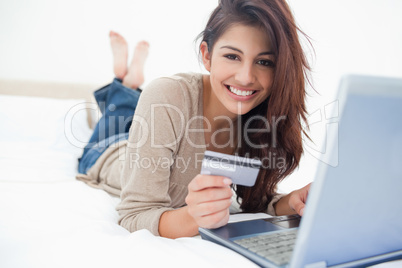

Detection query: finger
xmin=290 ymin=183 xmax=311 ymax=210
xmin=198 ymin=186 xmax=233 ymax=202
xmin=190 ymin=198 xmax=232 ymax=218
xmin=301 ymin=183 xmax=311 ymax=200
xmin=292 ymin=199 xmax=306 ymax=216
xmin=186 ymin=186 xmax=233 ymax=206
xmin=188 ymin=174 xmax=232 ymax=192
xmin=215 ymin=209 xmax=230 ymax=228
xmin=198 ymin=208 xmax=230 ymax=229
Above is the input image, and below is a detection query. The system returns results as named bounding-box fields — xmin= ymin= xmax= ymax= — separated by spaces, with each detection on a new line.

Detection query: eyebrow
xmin=220 ymin=45 xmax=274 ymax=56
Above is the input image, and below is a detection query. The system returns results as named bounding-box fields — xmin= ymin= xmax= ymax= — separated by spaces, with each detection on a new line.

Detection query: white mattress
xmin=0 ymin=95 xmax=398 ymax=268
xmin=0 ymin=95 xmax=259 ymax=268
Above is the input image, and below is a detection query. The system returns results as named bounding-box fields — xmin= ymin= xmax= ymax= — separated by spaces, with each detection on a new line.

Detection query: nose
xmin=234 ymin=62 xmax=255 ymax=86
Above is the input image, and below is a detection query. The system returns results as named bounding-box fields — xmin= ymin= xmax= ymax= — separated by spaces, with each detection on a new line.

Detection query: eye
xmin=257 ymin=59 xmax=275 ymax=67
xmin=224 ymin=54 xmax=239 ymax=61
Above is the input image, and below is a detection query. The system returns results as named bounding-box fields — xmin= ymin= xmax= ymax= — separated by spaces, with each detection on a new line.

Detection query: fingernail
xmin=300 ymin=208 xmax=304 ymax=215
xmin=223 ymin=178 xmax=232 ymax=185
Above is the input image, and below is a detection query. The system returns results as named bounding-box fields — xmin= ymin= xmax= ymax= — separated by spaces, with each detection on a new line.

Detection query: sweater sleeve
xmin=266 ymin=193 xmax=285 ymax=216
xmin=116 ymin=77 xmax=188 ymax=236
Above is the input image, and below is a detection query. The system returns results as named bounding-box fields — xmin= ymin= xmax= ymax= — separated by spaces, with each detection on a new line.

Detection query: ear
xmin=200 ymin=41 xmax=211 ymax=72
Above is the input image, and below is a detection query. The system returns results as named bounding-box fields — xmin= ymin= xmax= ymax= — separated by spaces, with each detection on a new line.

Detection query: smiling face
xmin=201 ymin=23 xmax=275 ymax=117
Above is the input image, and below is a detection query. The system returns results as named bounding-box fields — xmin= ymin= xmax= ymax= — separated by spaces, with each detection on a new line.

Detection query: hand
xmin=275 ymin=183 xmax=311 ymax=216
xmin=287 ymin=183 xmax=311 ymax=216
xmin=185 ymin=174 xmax=233 ymax=229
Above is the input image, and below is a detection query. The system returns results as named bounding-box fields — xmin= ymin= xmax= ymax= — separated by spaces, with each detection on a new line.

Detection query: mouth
xmin=225 ymin=85 xmax=257 ymax=97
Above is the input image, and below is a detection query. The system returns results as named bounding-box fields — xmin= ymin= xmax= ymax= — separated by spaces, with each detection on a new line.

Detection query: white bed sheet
xmin=0 ymin=95 xmax=258 ymax=268
xmin=1 ymin=95 xmax=397 ymax=268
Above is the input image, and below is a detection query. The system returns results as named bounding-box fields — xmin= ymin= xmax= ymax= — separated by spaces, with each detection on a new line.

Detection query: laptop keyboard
xmin=233 ymin=229 xmax=297 ymax=266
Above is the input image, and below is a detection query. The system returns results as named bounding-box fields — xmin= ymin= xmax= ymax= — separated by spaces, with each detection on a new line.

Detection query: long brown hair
xmin=198 ymin=0 xmax=311 ymax=212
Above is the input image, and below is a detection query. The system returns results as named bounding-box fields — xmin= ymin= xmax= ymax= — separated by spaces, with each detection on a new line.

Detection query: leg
xmin=89 ymin=35 xmax=149 ymax=143
xmin=88 ymin=78 xmax=141 ymax=144
xmin=109 ymin=31 xmax=128 ymax=80
xmin=122 ymin=40 xmax=149 ymax=89
xmin=78 ymin=79 xmax=141 ymax=174
xmin=78 ymin=33 xmax=150 ymax=174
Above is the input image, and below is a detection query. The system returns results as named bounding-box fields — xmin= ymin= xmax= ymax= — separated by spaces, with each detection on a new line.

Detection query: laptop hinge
xmin=304 ymin=261 xmax=327 ymax=268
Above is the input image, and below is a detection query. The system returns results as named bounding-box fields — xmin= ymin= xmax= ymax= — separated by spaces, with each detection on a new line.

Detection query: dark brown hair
xmin=198 ymin=0 xmax=311 ymax=212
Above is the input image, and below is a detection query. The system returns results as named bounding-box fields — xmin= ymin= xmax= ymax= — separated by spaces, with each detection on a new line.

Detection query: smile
xmin=226 ymin=85 xmax=256 ymax=96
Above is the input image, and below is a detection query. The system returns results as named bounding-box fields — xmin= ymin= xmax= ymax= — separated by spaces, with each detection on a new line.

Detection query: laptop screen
xmin=292 ymin=75 xmax=402 ymax=267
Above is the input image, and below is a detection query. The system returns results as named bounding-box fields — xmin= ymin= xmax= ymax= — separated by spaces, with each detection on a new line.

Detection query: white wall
xmin=281 ymin=0 xmax=402 ymax=192
xmin=1 ymin=0 xmax=401 ymax=192
xmin=0 ymin=0 xmax=218 ymax=85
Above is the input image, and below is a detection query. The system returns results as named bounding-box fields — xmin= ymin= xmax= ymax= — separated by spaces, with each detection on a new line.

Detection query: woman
xmin=77 ymin=0 xmax=311 ymax=239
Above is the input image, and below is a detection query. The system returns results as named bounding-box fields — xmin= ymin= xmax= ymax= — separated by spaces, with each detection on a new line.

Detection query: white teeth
xmin=229 ymin=86 xmax=255 ymax=96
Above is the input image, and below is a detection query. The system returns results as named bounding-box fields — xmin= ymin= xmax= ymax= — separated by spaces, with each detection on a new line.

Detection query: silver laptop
xmin=199 ymin=75 xmax=402 ymax=267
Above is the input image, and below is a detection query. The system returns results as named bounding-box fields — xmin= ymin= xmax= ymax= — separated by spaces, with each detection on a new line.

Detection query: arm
xmin=274 ymin=183 xmax=311 ymax=216
xmin=159 ymin=207 xmax=198 ymax=238
xmin=117 ymin=78 xmax=188 ymax=235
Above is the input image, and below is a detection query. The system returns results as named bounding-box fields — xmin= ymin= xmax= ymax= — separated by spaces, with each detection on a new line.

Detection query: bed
xmin=0 ymin=79 xmax=398 ymax=268
xmin=0 ymin=79 xmax=266 ymax=268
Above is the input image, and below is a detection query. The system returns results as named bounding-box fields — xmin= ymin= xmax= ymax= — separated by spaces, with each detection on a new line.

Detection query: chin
xmin=226 ymin=104 xmax=254 ymax=116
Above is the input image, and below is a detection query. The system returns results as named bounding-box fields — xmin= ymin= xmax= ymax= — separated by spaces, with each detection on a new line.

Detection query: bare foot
xmin=109 ymin=31 xmax=128 ymax=80
xmin=123 ymin=41 xmax=149 ymax=89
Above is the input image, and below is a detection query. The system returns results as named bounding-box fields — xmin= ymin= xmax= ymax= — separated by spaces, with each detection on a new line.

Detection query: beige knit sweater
xmin=76 ymin=73 xmax=281 ymax=236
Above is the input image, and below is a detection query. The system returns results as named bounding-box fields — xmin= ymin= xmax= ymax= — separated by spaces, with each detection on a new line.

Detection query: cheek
xmin=262 ymin=71 xmax=274 ymax=92
xmin=257 ymin=73 xmax=274 ymax=101
xmin=210 ymin=59 xmax=232 ymax=81
xmin=210 ymin=68 xmax=227 ymax=89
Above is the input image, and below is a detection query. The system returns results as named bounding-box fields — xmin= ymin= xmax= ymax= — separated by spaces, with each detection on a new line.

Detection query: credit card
xmin=200 ymin=150 xmax=262 ymax=187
